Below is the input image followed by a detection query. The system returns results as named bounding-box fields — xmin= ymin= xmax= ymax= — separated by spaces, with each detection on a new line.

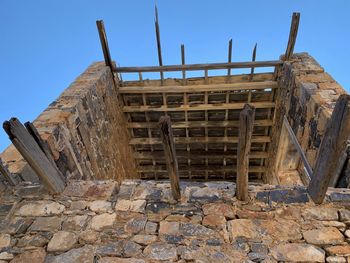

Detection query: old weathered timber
xmin=250 ymin=43 xmax=257 ymax=81
xmin=308 ymin=95 xmax=350 ymax=204
xmin=159 ymin=116 xmax=181 ymax=200
xmin=237 ymin=104 xmax=256 ymax=201
xmin=155 ymin=5 xmax=164 ymax=84
xmin=0 ymin=158 xmax=16 ymax=186
xmin=284 ymin=12 xmax=300 ymax=60
xmin=3 ymin=118 xmax=65 ymax=193
xmin=96 ymin=20 xmax=114 ymax=71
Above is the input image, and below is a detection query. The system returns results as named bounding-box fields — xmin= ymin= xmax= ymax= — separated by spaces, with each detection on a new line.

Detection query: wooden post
xmin=159 ymin=116 xmax=181 ymax=200
xmin=237 ymin=104 xmax=255 ymax=201
xmin=155 ymin=5 xmax=164 ymax=85
xmin=96 ymin=20 xmax=114 ymax=71
xmin=181 ymin=44 xmax=186 ymax=85
xmin=0 ymin=158 xmax=16 ymax=186
xmin=308 ymin=94 xmax=350 ymax=204
xmin=249 ymin=43 xmax=257 ymax=81
xmin=3 ymin=118 xmax=65 ymax=193
xmin=227 ymin=39 xmax=233 ymax=76
xmin=284 ymin=12 xmax=300 ymax=60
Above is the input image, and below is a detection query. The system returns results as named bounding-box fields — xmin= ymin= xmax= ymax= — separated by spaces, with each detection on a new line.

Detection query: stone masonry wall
xmin=276 ymin=53 xmax=348 ymax=185
xmin=1 ymin=179 xmax=350 ymax=262
xmin=0 ymin=62 xmax=138 ymax=184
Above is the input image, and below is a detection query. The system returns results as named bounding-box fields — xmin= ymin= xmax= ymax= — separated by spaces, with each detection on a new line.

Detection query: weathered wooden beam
xmin=138 ymin=165 xmax=265 ymax=173
xmin=123 ymin=101 xmax=275 ymax=113
xmin=155 ymin=5 xmax=164 ymax=84
xmin=250 ymin=43 xmax=257 ymax=81
xmin=308 ymin=94 xmax=350 ymax=204
xmin=159 ymin=116 xmax=181 ymax=200
xmin=127 ymin=119 xmax=273 ymax=129
xmin=119 ymin=80 xmax=277 ymax=94
xmin=3 ymin=118 xmax=65 ymax=193
xmin=0 ymin=158 xmax=16 ymax=186
xmin=115 ymin=60 xmax=283 ymax=73
xmin=284 ymin=12 xmax=300 ymax=60
xmin=227 ymin=39 xmax=233 ymax=76
xmin=24 ymin=122 xmax=66 ymax=182
xmin=96 ymin=20 xmax=114 ymax=70
xmin=134 ymin=150 xmax=268 ymax=160
xmin=129 ymin=135 xmax=270 ymax=145
xmin=237 ymin=104 xmax=255 ymax=201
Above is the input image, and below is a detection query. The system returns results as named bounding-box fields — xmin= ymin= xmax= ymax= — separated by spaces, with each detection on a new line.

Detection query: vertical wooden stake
xmin=237 ymin=104 xmax=255 ymax=201
xmin=181 ymin=44 xmax=186 ymax=85
xmin=155 ymin=5 xmax=164 ymax=85
xmin=227 ymin=39 xmax=233 ymax=76
xmin=308 ymin=94 xmax=350 ymax=204
xmin=249 ymin=43 xmax=257 ymax=81
xmin=96 ymin=20 xmax=114 ymax=71
xmin=159 ymin=116 xmax=181 ymax=200
xmin=284 ymin=12 xmax=300 ymax=60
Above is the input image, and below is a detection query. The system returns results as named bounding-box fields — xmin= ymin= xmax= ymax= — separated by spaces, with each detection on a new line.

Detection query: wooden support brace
xmin=308 ymin=94 xmax=350 ymax=204
xmin=284 ymin=12 xmax=300 ymax=60
xmin=159 ymin=116 xmax=181 ymax=200
xmin=237 ymin=104 xmax=255 ymax=201
xmin=3 ymin=118 xmax=65 ymax=193
xmin=181 ymin=44 xmax=186 ymax=85
xmin=0 ymin=158 xmax=16 ymax=186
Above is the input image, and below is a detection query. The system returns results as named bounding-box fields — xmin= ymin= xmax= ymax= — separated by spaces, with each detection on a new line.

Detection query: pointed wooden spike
xmin=250 ymin=43 xmax=257 ymax=80
xmin=154 ymin=5 xmax=164 ymax=84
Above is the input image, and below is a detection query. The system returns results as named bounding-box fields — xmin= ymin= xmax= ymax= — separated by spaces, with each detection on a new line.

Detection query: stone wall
xmin=1 ymin=179 xmax=350 ymax=262
xmin=272 ymin=53 xmax=348 ymax=185
xmin=0 ymin=62 xmax=138 ymax=184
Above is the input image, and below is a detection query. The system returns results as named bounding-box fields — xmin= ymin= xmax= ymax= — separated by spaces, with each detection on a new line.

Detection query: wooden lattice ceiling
xmin=120 ymin=73 xmax=278 ymax=181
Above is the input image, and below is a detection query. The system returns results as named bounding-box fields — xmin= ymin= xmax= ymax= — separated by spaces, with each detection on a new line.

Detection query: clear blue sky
xmin=0 ymin=1 xmax=349 ymax=152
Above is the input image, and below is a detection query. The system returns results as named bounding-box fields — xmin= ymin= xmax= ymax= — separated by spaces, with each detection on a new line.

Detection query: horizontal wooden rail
xmin=130 ymin=135 xmax=270 ymax=145
xmin=127 ymin=119 xmax=273 ymax=129
xmin=115 ymin=60 xmax=283 ymax=73
xmin=123 ymin=102 xmax=275 ymax=113
xmin=137 ymin=165 xmax=266 ymax=173
xmin=119 ymin=81 xmax=277 ymax=94
xmin=134 ymin=151 xmax=268 ymax=159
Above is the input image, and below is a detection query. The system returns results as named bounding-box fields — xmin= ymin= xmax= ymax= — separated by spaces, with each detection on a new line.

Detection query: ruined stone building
xmin=0 ymin=12 xmax=350 ymax=263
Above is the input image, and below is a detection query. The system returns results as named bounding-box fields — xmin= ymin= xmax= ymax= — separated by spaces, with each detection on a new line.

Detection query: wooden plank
xmin=127 ymin=119 xmax=273 ymax=128
xmin=284 ymin=12 xmax=300 ymax=60
xmin=159 ymin=116 xmax=181 ymax=200
xmin=3 ymin=118 xmax=65 ymax=193
xmin=115 ymin=60 xmax=283 ymax=73
xmin=250 ymin=43 xmax=257 ymax=81
xmin=123 ymin=101 xmax=275 ymax=113
xmin=138 ymin=165 xmax=266 ymax=173
xmin=155 ymin=5 xmax=164 ymax=84
xmin=0 ymin=158 xmax=16 ymax=186
xmin=130 ymin=135 xmax=270 ymax=145
xmin=308 ymin=95 xmax=350 ymax=204
xmin=134 ymin=151 xmax=268 ymax=159
xmin=96 ymin=20 xmax=114 ymax=70
xmin=119 ymin=80 xmax=277 ymax=94
xmin=237 ymin=104 xmax=255 ymax=201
